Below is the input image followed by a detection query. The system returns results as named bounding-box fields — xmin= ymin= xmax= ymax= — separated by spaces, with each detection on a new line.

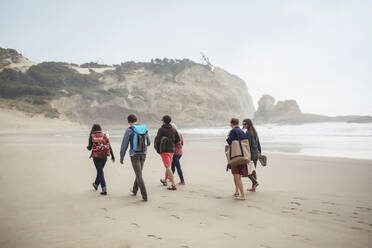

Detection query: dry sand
xmin=0 ymin=110 xmax=371 ymax=248
xmin=0 ymin=108 xmax=86 ymax=134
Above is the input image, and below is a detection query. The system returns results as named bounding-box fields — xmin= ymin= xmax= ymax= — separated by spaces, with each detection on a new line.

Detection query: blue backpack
xmin=130 ymin=125 xmax=149 ymax=152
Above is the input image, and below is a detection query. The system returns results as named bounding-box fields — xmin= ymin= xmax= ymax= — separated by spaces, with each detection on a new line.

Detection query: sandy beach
xmin=0 ymin=111 xmax=371 ymax=248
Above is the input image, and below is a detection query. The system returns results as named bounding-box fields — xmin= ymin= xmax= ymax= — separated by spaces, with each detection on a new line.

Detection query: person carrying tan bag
xmin=225 ymin=118 xmax=250 ymax=200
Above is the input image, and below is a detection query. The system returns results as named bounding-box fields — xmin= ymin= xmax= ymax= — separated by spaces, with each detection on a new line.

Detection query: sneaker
xmin=100 ymin=191 xmax=107 ymax=195
xmin=92 ymin=183 xmax=98 ymax=191
xmin=178 ymin=181 xmax=185 ymax=185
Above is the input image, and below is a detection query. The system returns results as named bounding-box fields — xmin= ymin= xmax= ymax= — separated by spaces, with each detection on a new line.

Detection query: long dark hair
xmin=243 ymin=119 xmax=258 ymax=140
xmin=90 ymin=124 xmax=102 ymax=135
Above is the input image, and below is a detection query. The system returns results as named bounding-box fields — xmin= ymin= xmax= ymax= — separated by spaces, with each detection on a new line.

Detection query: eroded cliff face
xmin=1 ymin=48 xmax=256 ymax=126
xmin=0 ymin=48 xmax=35 ymax=73
xmin=52 ymin=64 xmax=255 ymax=126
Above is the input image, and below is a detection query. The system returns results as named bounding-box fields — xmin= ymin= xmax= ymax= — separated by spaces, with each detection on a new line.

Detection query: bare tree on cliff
xmin=200 ymin=52 xmax=214 ymax=71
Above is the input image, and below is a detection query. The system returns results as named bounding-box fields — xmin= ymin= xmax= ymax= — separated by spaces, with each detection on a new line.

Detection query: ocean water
xmin=52 ymin=122 xmax=372 ymax=160
xmin=178 ymin=122 xmax=372 ymax=160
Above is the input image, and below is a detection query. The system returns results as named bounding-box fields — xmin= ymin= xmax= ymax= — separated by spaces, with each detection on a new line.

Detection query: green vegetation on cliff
xmin=0 ymin=48 xmax=255 ymax=124
xmin=0 ymin=56 xmax=205 ymax=119
xmin=0 ymin=61 xmax=107 ymax=118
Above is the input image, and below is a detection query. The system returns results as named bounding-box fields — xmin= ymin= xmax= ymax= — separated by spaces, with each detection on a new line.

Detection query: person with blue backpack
xmin=120 ymin=114 xmax=151 ymax=201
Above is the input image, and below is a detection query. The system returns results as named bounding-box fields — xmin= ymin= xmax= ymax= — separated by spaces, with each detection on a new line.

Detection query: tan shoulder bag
xmin=225 ymin=129 xmax=251 ymax=167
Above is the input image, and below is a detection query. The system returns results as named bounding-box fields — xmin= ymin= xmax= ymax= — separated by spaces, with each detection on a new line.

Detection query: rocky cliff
xmin=0 ymin=48 xmax=255 ymax=126
xmin=0 ymin=48 xmax=35 ymax=72
xmin=254 ymin=94 xmax=372 ymax=124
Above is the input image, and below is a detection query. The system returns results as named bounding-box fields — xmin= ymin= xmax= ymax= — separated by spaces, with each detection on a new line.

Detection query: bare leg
xmin=166 ymin=167 xmax=176 ymax=186
xmin=164 ymin=170 xmax=168 ymax=182
xmin=233 ymin=180 xmax=239 ymax=196
xmin=233 ymin=174 xmax=245 ymax=200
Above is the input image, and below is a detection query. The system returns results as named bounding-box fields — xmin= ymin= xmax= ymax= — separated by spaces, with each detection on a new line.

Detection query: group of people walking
xmin=87 ymin=114 xmax=262 ymax=202
xmin=86 ymin=114 xmax=185 ymax=201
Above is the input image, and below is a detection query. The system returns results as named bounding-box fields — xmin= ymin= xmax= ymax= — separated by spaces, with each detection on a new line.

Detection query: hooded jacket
xmin=155 ymin=123 xmax=180 ymax=153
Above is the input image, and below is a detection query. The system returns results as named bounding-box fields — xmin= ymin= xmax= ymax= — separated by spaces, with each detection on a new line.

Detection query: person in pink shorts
xmin=155 ymin=115 xmax=180 ymax=190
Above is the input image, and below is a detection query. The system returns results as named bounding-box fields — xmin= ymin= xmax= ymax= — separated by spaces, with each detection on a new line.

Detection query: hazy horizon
xmin=1 ymin=0 xmax=371 ymax=116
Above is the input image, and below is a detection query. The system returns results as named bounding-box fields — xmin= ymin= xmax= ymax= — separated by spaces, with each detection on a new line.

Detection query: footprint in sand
xmin=309 ymin=209 xmax=336 ymax=216
xmin=214 ymin=196 xmax=224 ymax=199
xmin=291 ymin=201 xmax=301 ymax=206
xmin=293 ymin=197 xmax=306 ymax=200
xmin=147 ymin=234 xmax=162 ymax=240
xmin=248 ymin=223 xmax=264 ymax=229
xmin=105 ymin=216 xmax=116 ymax=220
xmin=171 ymin=214 xmax=181 ymax=220
xmin=130 ymin=223 xmax=140 ymax=228
xmin=351 ymin=227 xmax=363 ymax=231
xmin=180 ymin=246 xmax=190 ymax=248
xmin=101 ymin=208 xmax=108 ymax=212
xmin=245 ymin=204 xmax=261 ymax=210
xmin=289 ymin=234 xmax=309 ymax=241
xmin=224 ymin=233 xmax=237 ymax=238
xmin=219 ymin=214 xmax=229 ymax=218
xmin=322 ymin=201 xmax=338 ymax=206
xmin=283 ymin=206 xmax=301 ymax=213
xmin=356 ymin=206 xmax=372 ymax=212
xmin=334 ymin=218 xmax=347 ymax=223
xmin=308 ymin=210 xmax=320 ymax=215
xmin=260 ymin=245 xmax=272 ymax=248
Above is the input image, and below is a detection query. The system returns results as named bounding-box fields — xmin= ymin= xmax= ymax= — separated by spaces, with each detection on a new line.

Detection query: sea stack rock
xmin=254 ymin=94 xmax=302 ymax=123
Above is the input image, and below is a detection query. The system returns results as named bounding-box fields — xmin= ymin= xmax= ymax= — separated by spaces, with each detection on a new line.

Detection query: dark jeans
xmin=93 ymin=157 xmax=107 ymax=191
xmin=248 ymin=153 xmax=259 ymax=187
xmin=171 ymin=155 xmax=184 ymax=182
xmin=130 ymin=155 xmax=147 ymax=200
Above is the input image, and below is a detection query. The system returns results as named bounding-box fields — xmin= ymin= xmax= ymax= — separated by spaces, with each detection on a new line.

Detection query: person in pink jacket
xmin=171 ymin=123 xmax=185 ymax=185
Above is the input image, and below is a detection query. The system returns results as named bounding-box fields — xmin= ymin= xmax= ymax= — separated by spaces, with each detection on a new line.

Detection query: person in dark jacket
xmin=243 ymin=118 xmax=261 ymax=192
xmin=155 ymin=115 xmax=180 ymax=190
xmin=226 ymin=118 xmax=247 ymax=200
xmin=87 ymin=124 xmax=115 ymax=195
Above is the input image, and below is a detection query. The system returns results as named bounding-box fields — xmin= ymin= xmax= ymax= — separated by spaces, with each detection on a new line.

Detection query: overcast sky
xmin=1 ymin=0 xmax=371 ymax=116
